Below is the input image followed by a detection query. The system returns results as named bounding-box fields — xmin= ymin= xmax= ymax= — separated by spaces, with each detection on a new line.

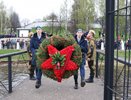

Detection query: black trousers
xmin=88 ymin=60 xmax=94 ymax=79
xmin=29 ymin=60 xmax=35 ymax=77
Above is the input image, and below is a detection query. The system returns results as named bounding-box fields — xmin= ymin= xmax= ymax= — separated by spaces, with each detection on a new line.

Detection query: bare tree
xmin=10 ymin=11 xmax=21 ymax=32
xmin=21 ymin=18 xmax=30 ymax=27
xmin=58 ymin=5 xmax=68 ymax=33
xmin=0 ymin=1 xmax=10 ymax=34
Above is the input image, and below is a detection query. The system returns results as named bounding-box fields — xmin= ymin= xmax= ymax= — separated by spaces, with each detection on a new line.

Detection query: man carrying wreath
xmin=30 ymin=26 xmax=46 ymax=88
xmin=74 ymin=29 xmax=88 ymax=89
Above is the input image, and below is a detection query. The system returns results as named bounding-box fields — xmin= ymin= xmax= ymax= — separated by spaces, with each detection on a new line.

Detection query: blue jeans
xmin=74 ymin=53 xmax=86 ymax=84
xmin=36 ymin=67 xmax=42 ymax=81
xmin=80 ymin=53 xmax=86 ymax=80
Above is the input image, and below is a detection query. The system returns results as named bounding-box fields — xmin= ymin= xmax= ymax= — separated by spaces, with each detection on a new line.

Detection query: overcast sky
xmin=3 ymin=0 xmax=73 ymax=23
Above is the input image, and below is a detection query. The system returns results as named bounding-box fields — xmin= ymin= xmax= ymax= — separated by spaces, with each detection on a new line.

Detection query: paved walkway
xmin=2 ymin=70 xmax=104 ymax=100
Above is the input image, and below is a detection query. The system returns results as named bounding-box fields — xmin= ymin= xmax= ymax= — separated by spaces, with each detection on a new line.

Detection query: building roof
xmin=17 ymin=28 xmax=32 ymax=30
xmin=23 ymin=21 xmax=59 ymax=29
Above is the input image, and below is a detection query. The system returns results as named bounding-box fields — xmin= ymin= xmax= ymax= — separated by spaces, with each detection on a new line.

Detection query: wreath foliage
xmin=36 ymin=35 xmax=82 ymax=81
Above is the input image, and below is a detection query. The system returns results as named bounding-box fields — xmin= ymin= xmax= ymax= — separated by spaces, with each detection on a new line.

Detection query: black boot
xmin=35 ymin=80 xmax=41 ymax=89
xmin=74 ymin=74 xmax=78 ymax=89
xmin=81 ymin=80 xmax=85 ymax=87
xmin=85 ymin=76 xmax=94 ymax=83
xmin=29 ymin=66 xmax=36 ymax=80
xmin=87 ymin=61 xmax=94 ymax=83
xmin=86 ymin=67 xmax=94 ymax=83
xmin=74 ymin=84 xmax=78 ymax=89
xmin=29 ymin=75 xmax=36 ymax=80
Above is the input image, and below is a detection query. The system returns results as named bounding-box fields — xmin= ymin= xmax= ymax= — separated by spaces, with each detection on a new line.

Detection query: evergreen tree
xmin=10 ymin=12 xmax=21 ymax=32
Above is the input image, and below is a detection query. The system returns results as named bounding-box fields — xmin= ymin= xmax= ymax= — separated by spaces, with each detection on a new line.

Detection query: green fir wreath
xmin=36 ymin=35 xmax=82 ymax=81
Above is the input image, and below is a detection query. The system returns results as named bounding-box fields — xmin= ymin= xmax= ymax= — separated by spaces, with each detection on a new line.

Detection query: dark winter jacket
xmin=30 ymin=32 xmax=46 ymax=66
xmin=74 ymin=35 xmax=88 ymax=54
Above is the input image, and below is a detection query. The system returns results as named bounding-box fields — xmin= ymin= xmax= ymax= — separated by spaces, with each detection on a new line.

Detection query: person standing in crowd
xmin=30 ymin=26 xmax=46 ymax=88
xmin=86 ymin=30 xmax=96 ymax=83
xmin=20 ymin=39 xmax=25 ymax=49
xmin=1 ymin=40 xmax=5 ymax=49
xmin=6 ymin=39 xmax=11 ymax=49
xmin=27 ymin=32 xmax=36 ymax=80
xmin=74 ymin=29 xmax=88 ymax=89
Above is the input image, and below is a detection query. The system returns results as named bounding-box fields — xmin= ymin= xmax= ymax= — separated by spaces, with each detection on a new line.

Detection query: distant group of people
xmin=95 ymin=39 xmax=104 ymax=49
xmin=27 ymin=26 xmax=96 ymax=89
xmin=0 ymin=33 xmax=16 ymax=38
xmin=114 ymin=39 xmax=131 ymax=50
xmin=0 ymin=39 xmax=27 ymax=49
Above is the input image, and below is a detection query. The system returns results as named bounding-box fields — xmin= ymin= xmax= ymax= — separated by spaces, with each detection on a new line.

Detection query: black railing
xmin=96 ymin=50 xmax=131 ymax=100
xmin=0 ymin=51 xmax=27 ymax=93
xmin=95 ymin=50 xmax=105 ymax=78
xmin=105 ymin=0 xmax=115 ymax=100
xmin=105 ymin=0 xmax=131 ymax=100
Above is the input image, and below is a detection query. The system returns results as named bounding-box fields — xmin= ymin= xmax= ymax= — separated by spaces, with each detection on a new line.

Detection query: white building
xmin=17 ymin=28 xmax=31 ymax=37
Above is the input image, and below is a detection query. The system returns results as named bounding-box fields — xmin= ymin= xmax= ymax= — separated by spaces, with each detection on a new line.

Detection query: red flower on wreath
xmin=41 ymin=45 xmax=78 ymax=82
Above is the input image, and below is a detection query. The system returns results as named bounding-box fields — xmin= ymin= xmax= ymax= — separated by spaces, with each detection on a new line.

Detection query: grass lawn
xmin=0 ymin=49 xmax=21 ymax=54
xmin=0 ymin=49 xmax=29 ymax=61
xmin=114 ymin=50 xmax=131 ymax=59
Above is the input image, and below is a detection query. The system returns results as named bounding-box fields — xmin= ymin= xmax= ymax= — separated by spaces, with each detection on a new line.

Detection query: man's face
xmin=87 ymin=32 xmax=93 ymax=39
xmin=36 ymin=28 xmax=42 ymax=34
xmin=76 ymin=31 xmax=83 ymax=38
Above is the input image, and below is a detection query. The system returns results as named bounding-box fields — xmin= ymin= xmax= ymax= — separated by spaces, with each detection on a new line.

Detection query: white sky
xmin=3 ymin=0 xmax=73 ymax=23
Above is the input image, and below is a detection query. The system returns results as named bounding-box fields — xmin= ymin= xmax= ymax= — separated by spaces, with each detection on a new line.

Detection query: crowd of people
xmin=114 ymin=39 xmax=131 ymax=50
xmin=0 ymin=33 xmax=16 ymax=38
xmin=95 ymin=34 xmax=131 ymax=50
xmin=0 ymin=38 xmax=28 ymax=49
xmin=27 ymin=26 xmax=96 ymax=89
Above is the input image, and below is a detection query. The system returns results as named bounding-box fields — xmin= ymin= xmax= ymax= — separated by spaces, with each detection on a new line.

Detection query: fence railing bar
xmin=108 ymin=5 xmax=131 ymax=14
xmin=0 ymin=51 xmax=28 ymax=93
xmin=115 ymin=14 xmax=131 ymax=16
xmin=8 ymin=56 xmax=12 ymax=93
xmin=114 ymin=66 xmax=125 ymax=85
xmin=113 ymin=85 xmax=131 ymax=88
xmin=96 ymin=50 xmax=131 ymax=67
xmin=115 ymin=3 xmax=119 ymax=97
xmin=123 ymin=0 xmax=128 ymax=98
xmin=107 ymin=86 xmax=128 ymax=99
xmin=0 ymin=81 xmax=8 ymax=91
xmin=95 ymin=52 xmax=99 ymax=78
xmin=0 ymin=51 xmax=27 ymax=59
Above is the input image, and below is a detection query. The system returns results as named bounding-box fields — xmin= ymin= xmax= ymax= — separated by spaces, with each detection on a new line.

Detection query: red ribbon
xmin=41 ymin=45 xmax=78 ymax=82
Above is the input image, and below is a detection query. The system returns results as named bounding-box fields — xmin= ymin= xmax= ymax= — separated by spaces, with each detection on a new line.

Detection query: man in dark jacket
xmin=74 ymin=29 xmax=88 ymax=89
xmin=30 ymin=26 xmax=46 ymax=88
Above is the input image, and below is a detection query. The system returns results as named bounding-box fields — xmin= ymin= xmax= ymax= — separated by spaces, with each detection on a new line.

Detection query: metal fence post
xmin=95 ymin=52 xmax=99 ymax=78
xmin=8 ymin=56 xmax=12 ymax=93
xmin=104 ymin=0 xmax=115 ymax=100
